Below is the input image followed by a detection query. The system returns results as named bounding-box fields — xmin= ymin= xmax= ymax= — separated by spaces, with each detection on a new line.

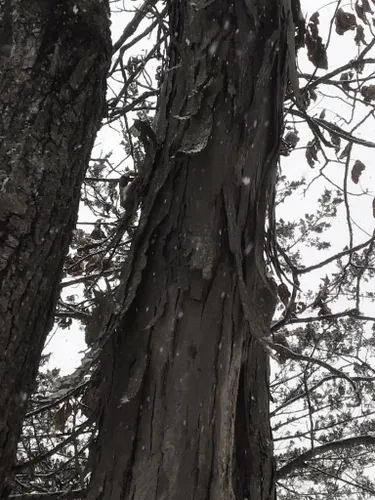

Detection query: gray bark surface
xmin=87 ymin=1 xmax=292 ymax=498
xmin=0 ymin=0 xmax=111 ymax=495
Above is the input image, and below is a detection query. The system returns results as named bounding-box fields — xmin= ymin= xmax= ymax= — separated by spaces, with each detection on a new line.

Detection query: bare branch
xmin=269 ymin=342 xmax=360 ymax=402
xmin=112 ymin=0 xmax=159 ymax=54
xmin=296 ymin=234 xmax=375 ymax=275
xmin=14 ymin=417 xmax=94 ymax=472
xmin=290 ymin=109 xmax=375 ymax=148
xmin=277 ymin=435 xmax=375 ymax=479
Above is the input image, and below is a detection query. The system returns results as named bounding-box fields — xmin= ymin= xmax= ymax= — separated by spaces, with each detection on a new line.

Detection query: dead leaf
xmin=355 ymin=24 xmax=367 ymax=45
xmin=335 ymin=8 xmax=357 ymax=34
xmin=361 ymin=84 xmax=375 ymax=101
xmin=284 ymin=130 xmax=300 ymax=149
xmin=340 ymin=71 xmax=354 ymax=91
xmin=356 ymin=1 xmax=368 ymax=23
xmin=362 ymin=0 xmax=373 ymax=12
xmin=329 ymin=131 xmax=341 ymax=150
xmin=351 ymin=159 xmax=366 ymax=183
xmin=309 ymin=88 xmax=318 ymax=101
xmin=310 ymin=12 xmax=320 ymax=25
xmin=356 ymin=59 xmax=366 ymax=73
xmin=306 ymin=139 xmax=320 ymax=168
xmin=305 ymin=12 xmax=328 ymax=69
xmin=355 ymin=0 xmax=372 ymax=23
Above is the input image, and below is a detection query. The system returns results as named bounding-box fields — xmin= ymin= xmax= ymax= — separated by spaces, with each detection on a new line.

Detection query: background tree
xmin=0 ymin=0 xmax=111 ymax=496
xmin=4 ymin=0 xmax=375 ymax=499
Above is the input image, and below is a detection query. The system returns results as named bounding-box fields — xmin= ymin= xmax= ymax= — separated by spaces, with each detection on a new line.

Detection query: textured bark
xmin=0 ymin=0 xmax=111 ymax=495
xmin=88 ymin=0 xmax=290 ymax=498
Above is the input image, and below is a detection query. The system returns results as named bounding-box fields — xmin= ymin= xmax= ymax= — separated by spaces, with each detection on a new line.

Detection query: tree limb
xmin=13 ymin=418 xmax=94 ymax=472
xmin=277 ymin=435 xmax=375 ymax=479
xmin=112 ymin=0 xmax=159 ymax=54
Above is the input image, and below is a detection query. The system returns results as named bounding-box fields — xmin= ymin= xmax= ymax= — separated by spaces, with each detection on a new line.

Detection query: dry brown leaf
xmin=355 ymin=24 xmax=367 ymax=45
xmin=362 ymin=0 xmax=373 ymax=12
xmin=329 ymin=131 xmax=341 ymax=150
xmin=351 ymin=160 xmax=366 ymax=183
xmin=310 ymin=12 xmax=320 ymax=25
xmin=284 ymin=130 xmax=300 ymax=149
xmin=309 ymin=88 xmax=318 ymax=101
xmin=306 ymin=12 xmax=328 ymax=69
xmin=356 ymin=60 xmax=365 ymax=73
xmin=335 ymin=8 xmax=357 ymax=34
xmin=361 ymin=84 xmax=375 ymax=101
xmin=355 ymin=0 xmax=370 ymax=23
xmin=356 ymin=0 xmax=373 ymax=23
xmin=340 ymin=71 xmax=354 ymax=91
xmin=306 ymin=139 xmax=320 ymax=168
xmin=306 ymin=32 xmax=328 ymax=69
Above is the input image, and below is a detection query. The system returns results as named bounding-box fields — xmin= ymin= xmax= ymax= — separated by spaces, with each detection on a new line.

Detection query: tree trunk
xmin=0 ymin=0 xmax=111 ymax=495
xmin=88 ymin=1 xmax=290 ymax=498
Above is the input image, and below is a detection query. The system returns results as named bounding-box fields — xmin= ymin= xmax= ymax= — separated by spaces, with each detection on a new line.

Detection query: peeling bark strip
xmin=0 ymin=0 xmax=111 ymax=495
xmin=88 ymin=1 xmax=295 ymax=499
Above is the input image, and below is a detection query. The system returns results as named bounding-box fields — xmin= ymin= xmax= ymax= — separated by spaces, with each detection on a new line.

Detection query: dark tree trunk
xmin=88 ymin=1 xmax=290 ymax=498
xmin=0 ymin=0 xmax=111 ymax=495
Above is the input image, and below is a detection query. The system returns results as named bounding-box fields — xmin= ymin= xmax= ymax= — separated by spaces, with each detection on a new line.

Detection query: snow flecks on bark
xmin=88 ymin=0 xmax=291 ymax=498
xmin=0 ymin=0 xmax=111 ymax=495
xmin=89 ymin=251 xmax=244 ymax=499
